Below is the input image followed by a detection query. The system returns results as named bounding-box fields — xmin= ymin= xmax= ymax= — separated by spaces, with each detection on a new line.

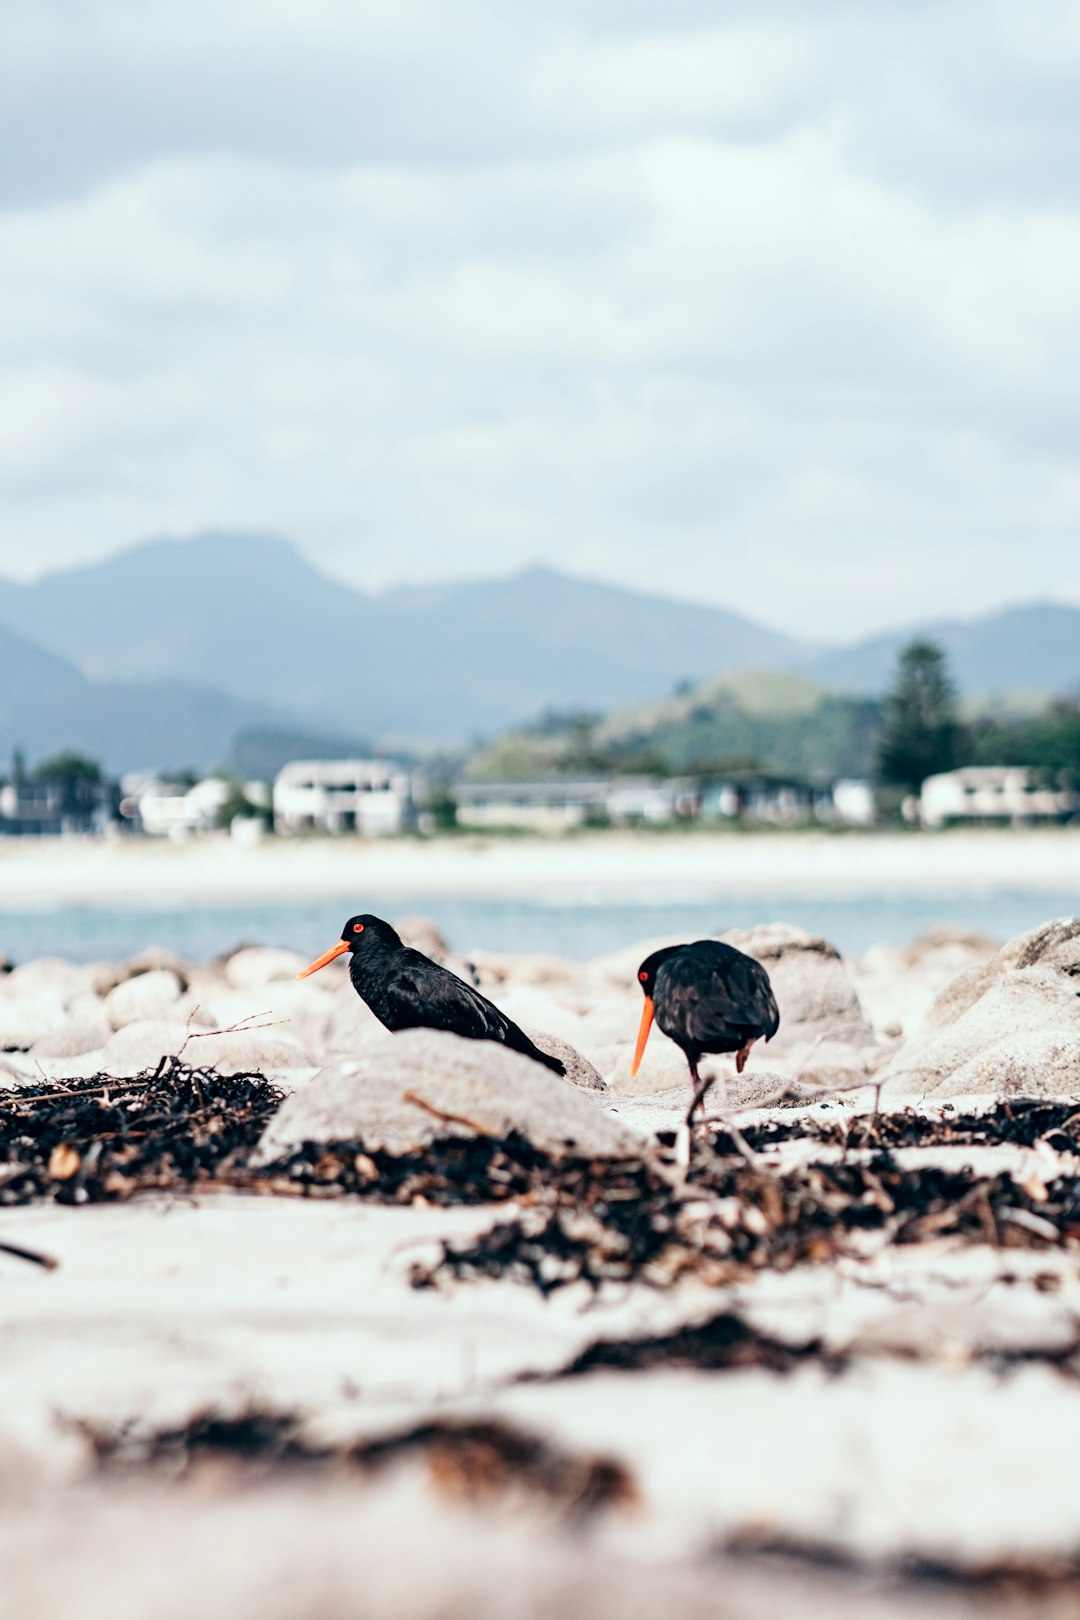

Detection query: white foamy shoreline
xmin=1 ymin=826 xmax=1078 ymax=908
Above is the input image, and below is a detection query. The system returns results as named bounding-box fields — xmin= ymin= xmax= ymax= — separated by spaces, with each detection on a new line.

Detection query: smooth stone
xmin=94 ymin=946 xmax=192 ymax=995
xmin=392 ymin=915 xmax=450 ymax=961
xmin=100 ymin=1020 xmax=190 ymax=1077
xmin=521 ymin=1028 xmax=607 ymax=1092
xmin=30 ymin=1008 xmax=112 ymax=1059
xmin=186 ymin=1029 xmax=315 ymax=1070
xmin=104 ymin=970 xmax=184 ymax=1031
xmin=255 ymin=1028 xmax=647 ymax=1164
xmin=223 ymin=946 xmax=309 ymax=990
xmin=0 ymin=989 xmax=70 ymax=1051
xmin=879 ymin=917 xmax=1080 ymax=1100
xmin=719 ymin=922 xmax=874 ymax=1051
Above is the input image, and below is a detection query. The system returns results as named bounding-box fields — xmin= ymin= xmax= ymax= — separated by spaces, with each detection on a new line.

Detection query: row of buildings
xmin=1 ymin=758 xmax=1076 ymax=838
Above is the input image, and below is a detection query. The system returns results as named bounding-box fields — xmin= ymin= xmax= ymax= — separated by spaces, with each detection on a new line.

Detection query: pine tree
xmin=875 ymin=640 xmax=961 ymax=794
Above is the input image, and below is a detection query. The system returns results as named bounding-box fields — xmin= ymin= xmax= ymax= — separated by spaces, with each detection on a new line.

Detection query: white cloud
xmin=0 ymin=2 xmax=1078 ymax=638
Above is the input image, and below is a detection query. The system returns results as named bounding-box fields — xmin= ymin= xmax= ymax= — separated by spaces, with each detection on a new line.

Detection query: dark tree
xmin=34 ymin=751 xmax=105 ymax=820
xmin=875 ymin=641 xmax=961 ymax=794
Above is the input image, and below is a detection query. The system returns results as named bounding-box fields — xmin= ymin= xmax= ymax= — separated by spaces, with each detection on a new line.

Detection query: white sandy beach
xmin=1 ymin=826 xmax=1079 ymax=907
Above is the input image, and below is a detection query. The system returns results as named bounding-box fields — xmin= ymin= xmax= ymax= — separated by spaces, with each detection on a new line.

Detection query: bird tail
xmin=506 ymin=1024 xmax=566 ymax=1076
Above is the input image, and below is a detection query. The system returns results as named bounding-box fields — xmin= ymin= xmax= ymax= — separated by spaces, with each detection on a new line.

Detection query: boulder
xmin=520 ymin=1029 xmax=606 ymax=1092
xmin=607 ymin=1037 xmax=692 ymax=1095
xmin=879 ymin=917 xmax=1080 ymax=1101
xmin=719 ymin=923 xmax=873 ymax=1050
xmin=100 ymin=1019 xmax=190 ymax=1077
xmin=255 ymin=1028 xmax=646 ymax=1164
xmin=393 ymin=916 xmax=450 ymax=961
xmin=30 ymin=1006 xmax=112 ymax=1059
xmin=223 ymin=946 xmax=308 ymax=990
xmin=0 ymin=992 xmax=68 ymax=1053
xmin=322 ymin=985 xmax=391 ymax=1054
xmin=94 ymin=946 xmax=192 ymax=995
xmin=185 ymin=1029 xmax=315 ymax=1071
xmin=3 ymin=958 xmax=99 ymax=1002
xmin=104 ymin=969 xmax=183 ymax=1030
xmin=853 ymin=927 xmax=1000 ymax=1039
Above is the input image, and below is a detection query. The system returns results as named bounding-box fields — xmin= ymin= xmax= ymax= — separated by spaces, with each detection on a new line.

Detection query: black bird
xmin=297 ymin=914 xmax=566 ymax=1076
xmin=632 ymin=940 xmax=779 ymax=1118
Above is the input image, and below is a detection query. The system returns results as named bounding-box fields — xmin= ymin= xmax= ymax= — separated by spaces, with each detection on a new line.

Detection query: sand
xmin=0 ymin=826 xmax=1078 ymax=906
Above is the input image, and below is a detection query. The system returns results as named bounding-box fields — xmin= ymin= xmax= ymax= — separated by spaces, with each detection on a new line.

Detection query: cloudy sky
xmin=1 ymin=0 xmax=1078 ymax=639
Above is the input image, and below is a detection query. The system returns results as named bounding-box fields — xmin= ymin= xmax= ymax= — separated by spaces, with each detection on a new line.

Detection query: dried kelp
xmin=82 ymin=1407 xmax=635 ymax=1518
xmin=0 ymin=1060 xmax=282 ymax=1205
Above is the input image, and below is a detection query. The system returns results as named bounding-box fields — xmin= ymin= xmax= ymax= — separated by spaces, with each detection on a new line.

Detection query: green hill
xmin=467 ymin=671 xmax=882 ymax=783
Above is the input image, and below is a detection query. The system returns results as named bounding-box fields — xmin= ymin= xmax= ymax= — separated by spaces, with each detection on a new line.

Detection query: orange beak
xmin=296 ymin=939 xmax=350 ymax=979
xmin=631 ymin=996 xmax=655 ymax=1077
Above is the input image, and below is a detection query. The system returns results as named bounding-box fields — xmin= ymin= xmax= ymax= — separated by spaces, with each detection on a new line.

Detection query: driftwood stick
xmin=0 ymin=1238 xmax=58 ymax=1271
xmin=401 ymin=1090 xmax=500 ymax=1139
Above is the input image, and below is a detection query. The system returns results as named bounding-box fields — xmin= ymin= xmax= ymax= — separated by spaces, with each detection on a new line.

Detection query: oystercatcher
xmin=298 ymin=914 xmax=566 ymax=1076
xmin=632 ymin=939 xmax=779 ymax=1118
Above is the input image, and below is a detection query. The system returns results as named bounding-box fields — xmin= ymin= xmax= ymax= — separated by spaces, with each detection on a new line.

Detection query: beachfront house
xmin=120 ymin=775 xmax=235 ymax=838
xmin=274 ymin=759 xmax=415 ymax=836
xmin=453 ymin=776 xmax=701 ymax=830
xmin=700 ymin=775 xmax=876 ymax=826
xmin=0 ymin=775 xmax=117 ymax=837
xmin=918 ymin=766 xmax=1079 ymax=828
xmin=453 ymin=773 xmax=876 ymax=831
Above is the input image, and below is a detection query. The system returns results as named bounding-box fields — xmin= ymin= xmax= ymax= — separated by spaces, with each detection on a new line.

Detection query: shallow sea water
xmin=3 ymin=888 xmax=1079 ymax=966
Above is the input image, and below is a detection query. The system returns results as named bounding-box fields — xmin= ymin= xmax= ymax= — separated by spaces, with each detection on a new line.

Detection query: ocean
xmin=3 ymin=887 xmax=1079 ymax=966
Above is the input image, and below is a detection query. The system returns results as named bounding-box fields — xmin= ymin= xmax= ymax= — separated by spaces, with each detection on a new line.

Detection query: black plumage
xmin=298 ymin=914 xmax=566 ymax=1076
xmin=633 ymin=939 xmax=779 ymax=1116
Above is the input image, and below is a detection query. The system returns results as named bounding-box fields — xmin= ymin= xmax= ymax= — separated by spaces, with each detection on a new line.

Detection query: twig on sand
xmin=402 ymin=1090 xmax=500 ymax=1139
xmin=0 ymin=1238 xmax=58 ymax=1271
xmin=177 ymin=1012 xmax=286 ymax=1059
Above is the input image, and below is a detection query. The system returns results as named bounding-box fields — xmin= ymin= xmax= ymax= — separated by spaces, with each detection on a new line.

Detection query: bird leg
xmin=686 ymin=1060 xmax=714 ymax=1124
xmin=673 ymin=1060 xmax=712 ymax=1168
xmin=735 ymin=1038 xmax=756 ymax=1074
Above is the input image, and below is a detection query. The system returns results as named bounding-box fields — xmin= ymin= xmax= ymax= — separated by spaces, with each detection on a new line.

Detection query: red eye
xmin=639 ymin=970 xmax=648 ymax=982
xmin=353 ymin=922 xmax=364 ymax=934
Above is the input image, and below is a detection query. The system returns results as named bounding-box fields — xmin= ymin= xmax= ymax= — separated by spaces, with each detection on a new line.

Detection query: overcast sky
xmin=0 ymin=0 xmax=1078 ymax=639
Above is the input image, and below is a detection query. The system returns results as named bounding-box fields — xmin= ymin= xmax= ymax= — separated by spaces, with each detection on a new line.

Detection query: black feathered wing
xmin=384 ymin=953 xmax=565 ymax=1075
xmin=654 ymin=942 xmax=779 ymax=1053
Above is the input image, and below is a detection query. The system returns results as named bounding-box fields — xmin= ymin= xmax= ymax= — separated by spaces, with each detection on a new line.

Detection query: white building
xmin=829 ymin=779 xmax=877 ymax=827
xmin=274 ymin=759 xmax=414 ymax=836
xmin=919 ymin=766 xmax=1079 ymax=828
xmin=452 ymin=776 xmax=701 ymax=831
xmin=120 ymin=775 xmax=233 ymax=838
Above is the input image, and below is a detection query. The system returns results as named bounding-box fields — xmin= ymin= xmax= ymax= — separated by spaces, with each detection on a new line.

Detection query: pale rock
xmin=174 ymin=993 xmax=219 ymax=1029
xmin=100 ymin=1019 xmax=190 ymax=1077
xmin=520 ymin=1029 xmax=606 ymax=1091
xmin=587 ymin=935 xmax=691 ymax=988
xmin=0 ymin=991 xmax=69 ymax=1051
xmin=3 ymin=958 xmax=99 ymax=1002
xmin=720 ymin=922 xmax=873 ymax=1049
xmin=30 ymin=1005 xmax=112 ymax=1058
xmin=879 ymin=916 xmax=1080 ymax=1100
xmin=574 ymin=996 xmax=641 ymax=1051
xmin=321 ymin=984 xmax=390 ymax=1054
xmin=490 ymin=986 xmax=591 ymax=1048
xmin=185 ymin=1029 xmax=315 ymax=1071
xmin=464 ymin=949 xmax=579 ymax=989
xmin=853 ymin=927 xmax=1000 ymax=1039
xmin=607 ymin=1038 xmax=692 ymax=1095
xmin=104 ymin=969 xmax=183 ymax=1030
xmin=94 ymin=946 xmax=192 ymax=995
xmin=200 ymin=981 xmax=333 ymax=1045
xmin=393 ymin=915 xmax=450 ymax=961
xmin=223 ymin=946 xmax=308 ymax=990
xmin=255 ymin=1028 xmax=645 ymax=1164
